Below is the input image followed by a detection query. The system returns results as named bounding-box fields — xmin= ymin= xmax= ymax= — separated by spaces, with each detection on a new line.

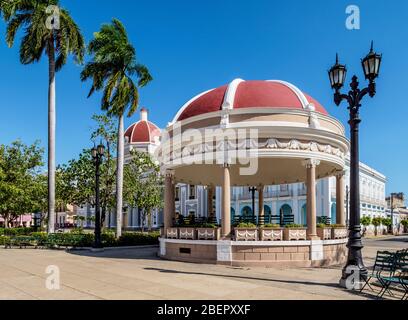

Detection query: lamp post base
xmin=339 ymin=244 xmax=368 ymax=290
xmin=339 ymin=276 xmax=365 ymax=290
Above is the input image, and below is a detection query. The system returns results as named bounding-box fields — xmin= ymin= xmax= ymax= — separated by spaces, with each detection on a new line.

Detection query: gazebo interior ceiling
xmin=173 ymin=158 xmax=342 ymax=186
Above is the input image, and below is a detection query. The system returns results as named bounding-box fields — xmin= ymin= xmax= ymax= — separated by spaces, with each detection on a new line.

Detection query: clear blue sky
xmin=1 ymin=0 xmax=407 ymax=198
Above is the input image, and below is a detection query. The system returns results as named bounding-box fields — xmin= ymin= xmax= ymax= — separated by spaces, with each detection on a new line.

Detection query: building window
xmin=189 ymin=185 xmax=196 ymax=200
xmin=175 ymin=186 xmax=180 ymax=201
xmin=280 ymin=184 xmax=288 ymax=191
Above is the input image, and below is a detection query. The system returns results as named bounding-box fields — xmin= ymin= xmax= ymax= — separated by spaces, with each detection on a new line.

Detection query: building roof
xmin=173 ymin=79 xmax=328 ymax=122
xmin=125 ymin=108 xmax=161 ymax=144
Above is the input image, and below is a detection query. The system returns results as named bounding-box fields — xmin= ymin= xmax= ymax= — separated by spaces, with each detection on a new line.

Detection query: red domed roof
xmin=174 ymin=79 xmax=328 ymax=122
xmin=125 ymin=109 xmax=161 ymax=144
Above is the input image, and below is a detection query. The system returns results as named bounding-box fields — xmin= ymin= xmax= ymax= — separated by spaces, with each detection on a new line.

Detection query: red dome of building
xmin=173 ymin=79 xmax=328 ymax=122
xmin=125 ymin=108 xmax=161 ymax=144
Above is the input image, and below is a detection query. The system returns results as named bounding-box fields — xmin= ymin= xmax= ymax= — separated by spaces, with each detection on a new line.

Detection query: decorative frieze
xmin=260 ymin=228 xmax=283 ymax=241
xmin=234 ymin=228 xmax=258 ymax=241
xmin=167 ymin=138 xmax=345 ymax=162
xmin=283 ymin=228 xmax=307 ymax=241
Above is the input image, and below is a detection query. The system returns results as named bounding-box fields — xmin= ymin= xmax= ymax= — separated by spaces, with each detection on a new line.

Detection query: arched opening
xmin=280 ymin=204 xmax=293 ymax=226
xmin=264 ymin=205 xmax=272 ymax=224
xmin=301 ymin=204 xmax=307 ymax=226
xmin=331 ymin=203 xmax=336 ymax=224
xmin=240 ymin=205 xmax=254 ymax=223
xmin=241 ymin=206 xmax=253 ymax=217
xmin=280 ymin=204 xmax=292 ymax=216
xmin=230 ymin=207 xmax=236 ymax=224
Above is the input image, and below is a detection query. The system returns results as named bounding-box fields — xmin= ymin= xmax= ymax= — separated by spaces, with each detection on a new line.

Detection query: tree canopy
xmin=0 ymin=0 xmax=85 ymax=70
xmin=0 ymin=140 xmax=44 ymax=226
xmin=124 ymin=149 xmax=163 ymax=230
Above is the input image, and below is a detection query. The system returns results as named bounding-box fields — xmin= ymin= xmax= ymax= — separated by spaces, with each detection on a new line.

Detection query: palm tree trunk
xmin=47 ymin=40 xmax=56 ymax=234
xmin=115 ymin=114 xmax=124 ymax=238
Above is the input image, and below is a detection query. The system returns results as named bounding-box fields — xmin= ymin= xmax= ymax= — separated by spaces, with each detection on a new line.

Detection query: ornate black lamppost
xmin=328 ymin=42 xmax=382 ymax=288
xmin=91 ymin=143 xmax=105 ymax=248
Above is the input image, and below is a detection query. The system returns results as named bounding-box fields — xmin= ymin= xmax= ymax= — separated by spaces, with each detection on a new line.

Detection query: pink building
xmin=0 ymin=215 xmax=32 ymax=227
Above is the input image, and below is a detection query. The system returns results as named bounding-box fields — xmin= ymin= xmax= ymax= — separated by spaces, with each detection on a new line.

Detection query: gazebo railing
xmin=175 ymin=216 xmax=219 ymax=226
xmin=232 ymin=214 xmax=295 ymax=226
xmin=317 ymin=216 xmax=332 ymax=225
xmin=174 ymin=214 xmax=297 ymax=227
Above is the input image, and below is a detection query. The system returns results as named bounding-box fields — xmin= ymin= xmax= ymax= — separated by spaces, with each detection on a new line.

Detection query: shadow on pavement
xmin=142 ymin=266 xmax=383 ymax=299
xmin=66 ymin=246 xmax=160 ymax=260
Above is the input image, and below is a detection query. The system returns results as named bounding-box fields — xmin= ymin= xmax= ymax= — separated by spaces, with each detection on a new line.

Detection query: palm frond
xmin=5 ymin=12 xmax=31 ymax=47
xmin=2 ymin=0 xmax=83 ymax=71
xmin=81 ymin=18 xmax=152 ymax=118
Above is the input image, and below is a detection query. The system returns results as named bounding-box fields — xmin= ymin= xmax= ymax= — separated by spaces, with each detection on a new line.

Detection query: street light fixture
xmin=328 ymin=42 xmax=382 ymax=289
xmin=91 ymin=142 xmax=105 ymax=248
xmin=328 ymin=53 xmax=347 ymax=90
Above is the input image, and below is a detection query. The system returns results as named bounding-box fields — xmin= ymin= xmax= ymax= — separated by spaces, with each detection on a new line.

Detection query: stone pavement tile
xmin=100 ymin=291 xmax=165 ymax=300
xmin=0 ymin=281 xmax=38 ymax=300
xmin=2 ymin=236 xmax=406 ymax=300
xmin=59 ymin=274 xmax=161 ymax=300
xmin=0 ymin=275 xmax=99 ymax=300
xmin=0 ymin=263 xmax=33 ymax=278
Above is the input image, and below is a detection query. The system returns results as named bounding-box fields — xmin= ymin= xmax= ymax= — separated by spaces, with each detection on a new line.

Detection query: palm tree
xmin=0 ymin=0 xmax=85 ymax=234
xmin=80 ymin=19 xmax=152 ymax=237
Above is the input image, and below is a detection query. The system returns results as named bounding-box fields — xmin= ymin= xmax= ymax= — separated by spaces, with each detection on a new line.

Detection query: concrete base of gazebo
xmin=159 ymin=238 xmax=347 ymax=268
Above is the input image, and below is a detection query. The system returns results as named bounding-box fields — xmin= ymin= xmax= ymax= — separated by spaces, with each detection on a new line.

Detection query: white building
xmin=173 ymin=158 xmax=386 ymax=227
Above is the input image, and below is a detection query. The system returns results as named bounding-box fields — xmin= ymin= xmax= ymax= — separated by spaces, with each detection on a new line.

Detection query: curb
xmin=70 ymin=245 xmax=159 ymax=252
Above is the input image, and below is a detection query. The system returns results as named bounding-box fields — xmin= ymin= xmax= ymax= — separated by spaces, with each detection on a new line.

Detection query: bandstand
xmin=157 ymin=79 xmax=350 ymax=267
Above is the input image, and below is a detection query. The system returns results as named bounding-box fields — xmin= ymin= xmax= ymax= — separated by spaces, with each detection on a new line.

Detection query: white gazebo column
xmin=163 ymin=170 xmax=175 ymax=233
xmin=221 ymin=164 xmax=231 ymax=238
xmin=303 ymin=159 xmax=320 ymax=240
xmin=258 ymin=185 xmax=264 ymax=225
xmin=336 ymin=171 xmax=346 ymax=225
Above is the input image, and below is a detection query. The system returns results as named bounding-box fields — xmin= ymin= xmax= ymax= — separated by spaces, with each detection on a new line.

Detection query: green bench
xmin=378 ymin=249 xmax=408 ymax=300
xmin=4 ymin=236 xmax=39 ymax=249
xmin=361 ymin=248 xmax=408 ymax=300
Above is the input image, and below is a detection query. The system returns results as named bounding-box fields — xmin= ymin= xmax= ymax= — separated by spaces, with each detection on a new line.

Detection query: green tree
xmin=58 ymin=150 xmax=94 ymax=208
xmin=360 ymin=216 xmax=371 ymax=237
xmin=372 ymin=217 xmax=382 ymax=236
xmin=90 ymin=114 xmax=117 ymax=227
xmin=124 ymin=150 xmax=163 ymax=232
xmin=401 ymin=220 xmax=408 ymax=233
xmin=0 ymin=0 xmax=85 ymax=233
xmin=57 ymin=115 xmax=118 ymax=229
xmin=381 ymin=217 xmax=392 ymax=234
xmin=0 ymin=141 xmax=44 ymax=227
xmin=81 ymin=19 xmax=152 ymax=237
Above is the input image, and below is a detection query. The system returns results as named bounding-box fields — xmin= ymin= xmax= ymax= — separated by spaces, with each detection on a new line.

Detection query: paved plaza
xmin=0 ymin=236 xmax=407 ymax=300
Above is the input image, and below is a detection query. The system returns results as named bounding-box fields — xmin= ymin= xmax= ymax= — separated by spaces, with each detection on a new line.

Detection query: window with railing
xmin=189 ymin=185 xmax=196 ymax=200
xmin=280 ymin=184 xmax=288 ymax=191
